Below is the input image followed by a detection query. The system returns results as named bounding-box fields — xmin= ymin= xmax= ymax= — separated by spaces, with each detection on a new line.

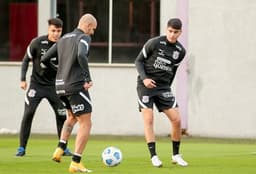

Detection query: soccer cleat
xmin=15 ymin=147 xmax=26 ymax=157
xmin=151 ymin=155 xmax=163 ymax=167
xmin=52 ymin=147 xmax=64 ymax=162
xmin=172 ymin=154 xmax=188 ymax=166
xmin=63 ymin=148 xmax=73 ymax=156
xmin=69 ymin=161 xmax=92 ymax=173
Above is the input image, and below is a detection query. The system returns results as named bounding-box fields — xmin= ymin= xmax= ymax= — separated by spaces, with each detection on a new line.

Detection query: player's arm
xmin=134 ymin=38 xmax=155 ymax=80
xmin=20 ymin=40 xmax=36 ymax=90
xmin=135 ymin=39 xmax=156 ymax=88
xmin=41 ymin=43 xmax=58 ymax=71
xmin=77 ymin=36 xmax=92 ymax=90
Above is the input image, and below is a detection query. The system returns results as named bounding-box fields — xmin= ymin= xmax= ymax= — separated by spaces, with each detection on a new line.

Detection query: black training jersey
xmin=135 ymin=35 xmax=186 ymax=87
xmin=41 ymin=28 xmax=92 ymax=95
xmin=21 ymin=35 xmax=57 ymax=86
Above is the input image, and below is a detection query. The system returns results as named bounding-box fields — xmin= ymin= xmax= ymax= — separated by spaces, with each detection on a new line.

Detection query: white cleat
xmin=151 ymin=155 xmax=163 ymax=167
xmin=172 ymin=154 xmax=188 ymax=167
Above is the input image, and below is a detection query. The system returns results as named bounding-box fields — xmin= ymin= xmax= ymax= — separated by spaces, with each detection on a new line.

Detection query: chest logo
xmin=172 ymin=51 xmax=180 ymax=60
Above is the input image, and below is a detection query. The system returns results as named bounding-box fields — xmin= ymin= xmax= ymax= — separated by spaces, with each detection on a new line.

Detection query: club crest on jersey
xmin=172 ymin=51 xmax=179 ymax=60
xmin=28 ymin=89 xmax=36 ymax=97
xmin=142 ymin=96 xmax=149 ymax=103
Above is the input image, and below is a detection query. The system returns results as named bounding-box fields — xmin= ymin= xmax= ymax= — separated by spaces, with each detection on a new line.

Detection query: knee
xmin=144 ymin=117 xmax=154 ymax=127
xmin=172 ymin=116 xmax=181 ymax=127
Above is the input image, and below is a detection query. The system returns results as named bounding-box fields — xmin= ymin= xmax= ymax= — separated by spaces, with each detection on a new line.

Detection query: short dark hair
xmin=48 ymin=18 xmax=63 ymax=28
xmin=167 ymin=18 xmax=182 ymax=30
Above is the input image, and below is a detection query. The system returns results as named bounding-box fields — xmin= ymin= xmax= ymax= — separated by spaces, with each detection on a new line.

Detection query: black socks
xmin=147 ymin=142 xmax=157 ymax=158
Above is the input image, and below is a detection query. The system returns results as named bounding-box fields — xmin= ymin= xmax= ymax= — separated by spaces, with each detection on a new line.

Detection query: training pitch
xmin=0 ymin=134 xmax=255 ymax=174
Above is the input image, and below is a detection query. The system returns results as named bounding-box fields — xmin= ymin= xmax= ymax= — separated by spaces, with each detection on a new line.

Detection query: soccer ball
xmin=102 ymin=146 xmax=122 ymax=167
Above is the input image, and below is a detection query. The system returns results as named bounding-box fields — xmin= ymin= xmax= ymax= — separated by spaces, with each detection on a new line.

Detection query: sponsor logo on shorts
xmin=57 ymin=108 xmax=66 ymax=116
xmin=142 ymin=96 xmax=149 ymax=103
xmin=162 ymin=91 xmax=172 ymax=98
xmin=71 ymin=104 xmax=85 ymax=114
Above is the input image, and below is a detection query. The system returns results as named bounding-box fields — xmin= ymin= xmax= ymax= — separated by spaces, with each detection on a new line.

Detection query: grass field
xmin=0 ymin=134 xmax=255 ymax=174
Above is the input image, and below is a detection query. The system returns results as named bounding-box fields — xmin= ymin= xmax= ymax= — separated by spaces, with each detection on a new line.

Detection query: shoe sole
xmin=172 ymin=161 xmax=188 ymax=167
xmin=154 ymin=164 xmax=163 ymax=168
xmin=69 ymin=167 xmax=92 ymax=173
xmin=52 ymin=157 xmax=61 ymax=163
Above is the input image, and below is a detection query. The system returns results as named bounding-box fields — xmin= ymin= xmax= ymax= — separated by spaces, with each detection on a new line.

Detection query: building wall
xmin=1 ymin=0 xmax=256 ymax=138
xmin=188 ymin=0 xmax=256 ymax=138
xmin=0 ymin=63 xmax=171 ymax=135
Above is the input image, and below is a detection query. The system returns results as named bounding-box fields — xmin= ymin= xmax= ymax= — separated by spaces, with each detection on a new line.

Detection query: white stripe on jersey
xmin=56 ymin=79 xmax=64 ymax=85
xmin=174 ymin=63 xmax=181 ymax=66
xmin=137 ymin=98 xmax=148 ymax=109
xmin=27 ymin=46 xmax=32 ymax=59
xmin=79 ymin=92 xmax=92 ymax=106
xmin=80 ymin=39 xmax=89 ymax=51
xmin=142 ymin=47 xmax=147 ymax=58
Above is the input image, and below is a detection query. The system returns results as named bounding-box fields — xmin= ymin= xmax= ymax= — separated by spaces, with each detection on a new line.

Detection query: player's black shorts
xmin=59 ymin=89 xmax=92 ymax=116
xmin=137 ymin=83 xmax=178 ymax=112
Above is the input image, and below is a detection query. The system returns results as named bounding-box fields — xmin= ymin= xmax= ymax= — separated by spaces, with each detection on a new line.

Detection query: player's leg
xmin=141 ymin=108 xmax=163 ymax=167
xmin=47 ymin=90 xmax=72 ymax=156
xmin=16 ymin=87 xmax=42 ymax=156
xmin=68 ymin=90 xmax=92 ymax=172
xmin=137 ymin=83 xmax=162 ymax=167
xmin=68 ymin=112 xmax=92 ymax=173
xmin=163 ymin=108 xmax=188 ymax=166
xmin=52 ymin=107 xmax=77 ymax=162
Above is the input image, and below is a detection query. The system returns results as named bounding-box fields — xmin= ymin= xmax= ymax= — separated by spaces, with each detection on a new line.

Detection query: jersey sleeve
xmin=77 ymin=36 xmax=92 ymax=82
xmin=41 ymin=43 xmax=58 ymax=71
xmin=20 ymin=39 xmax=37 ymax=81
xmin=134 ymin=38 xmax=155 ymax=80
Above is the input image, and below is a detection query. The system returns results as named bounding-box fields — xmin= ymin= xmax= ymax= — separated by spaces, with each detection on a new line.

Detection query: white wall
xmin=0 ymin=63 xmax=171 ymax=136
xmin=38 ymin=0 xmax=55 ymax=36
xmin=188 ymin=0 xmax=256 ymax=138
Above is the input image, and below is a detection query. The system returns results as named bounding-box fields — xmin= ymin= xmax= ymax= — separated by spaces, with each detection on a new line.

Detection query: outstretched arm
xmin=41 ymin=43 xmax=58 ymax=71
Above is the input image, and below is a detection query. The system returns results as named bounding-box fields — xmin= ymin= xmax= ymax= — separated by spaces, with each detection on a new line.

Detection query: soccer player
xmin=135 ymin=18 xmax=188 ymax=167
xmin=16 ymin=18 xmax=72 ymax=157
xmin=41 ymin=14 xmax=97 ymax=173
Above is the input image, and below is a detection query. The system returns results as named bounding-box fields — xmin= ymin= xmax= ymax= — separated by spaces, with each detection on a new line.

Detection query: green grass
xmin=0 ymin=134 xmax=255 ymax=174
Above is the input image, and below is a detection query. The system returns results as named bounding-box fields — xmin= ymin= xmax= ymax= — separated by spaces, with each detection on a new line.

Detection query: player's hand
xmin=83 ymin=81 xmax=93 ymax=90
xmin=143 ymin=78 xmax=156 ymax=88
xmin=20 ymin=81 xmax=27 ymax=90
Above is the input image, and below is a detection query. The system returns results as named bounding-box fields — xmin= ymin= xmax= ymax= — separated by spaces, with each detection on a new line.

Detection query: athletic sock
xmin=147 ymin=142 xmax=157 ymax=158
xmin=58 ymin=140 xmax=67 ymax=150
xmin=72 ymin=153 xmax=82 ymax=163
xmin=172 ymin=141 xmax=180 ymax=155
